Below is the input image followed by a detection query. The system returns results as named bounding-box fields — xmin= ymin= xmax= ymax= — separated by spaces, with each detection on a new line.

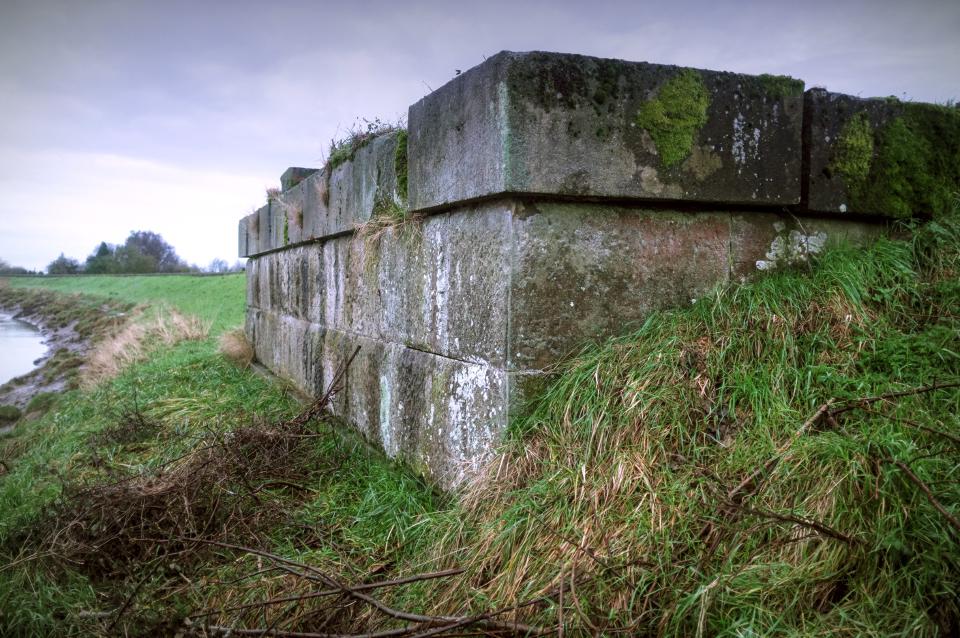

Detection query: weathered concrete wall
xmin=239 ymin=50 xmax=957 ymax=488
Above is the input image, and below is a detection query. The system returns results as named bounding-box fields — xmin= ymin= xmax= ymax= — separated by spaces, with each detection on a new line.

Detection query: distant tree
xmin=84 ymin=242 xmax=119 ymax=274
xmin=124 ymin=231 xmax=188 ymax=273
xmin=47 ymin=253 xmax=81 ymax=275
xmin=114 ymin=244 xmax=157 ymax=274
xmin=79 ymin=231 xmax=191 ymax=274
xmin=0 ymin=258 xmax=38 ymax=275
xmin=207 ymin=258 xmax=229 ymax=273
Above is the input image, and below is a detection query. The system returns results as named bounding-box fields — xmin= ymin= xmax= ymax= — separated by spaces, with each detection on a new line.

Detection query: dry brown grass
xmin=82 ymin=307 xmax=209 ymax=389
xmin=218 ymin=327 xmax=254 ymax=368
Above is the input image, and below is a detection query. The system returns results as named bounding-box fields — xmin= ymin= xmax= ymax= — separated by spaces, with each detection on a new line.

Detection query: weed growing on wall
xmin=325 ymin=117 xmax=401 ymax=172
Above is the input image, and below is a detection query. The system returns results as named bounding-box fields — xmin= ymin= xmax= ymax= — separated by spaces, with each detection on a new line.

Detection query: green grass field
xmin=7 ymin=273 xmax=245 ymax=334
xmin=1 ymin=209 xmax=959 ymax=636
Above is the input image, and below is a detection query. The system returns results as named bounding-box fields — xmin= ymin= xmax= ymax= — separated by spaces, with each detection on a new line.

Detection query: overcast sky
xmin=1 ymin=0 xmax=957 ymax=271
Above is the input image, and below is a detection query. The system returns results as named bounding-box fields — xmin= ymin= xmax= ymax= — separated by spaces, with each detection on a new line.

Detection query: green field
xmin=1 ymin=209 xmax=959 ymax=636
xmin=7 ymin=273 xmax=245 ymax=334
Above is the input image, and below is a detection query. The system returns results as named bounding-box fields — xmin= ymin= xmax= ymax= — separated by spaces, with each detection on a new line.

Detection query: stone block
xmin=270 ymin=182 xmax=306 ymax=249
xmin=409 ymin=50 xmax=803 ymax=211
xmin=238 ymin=211 xmax=260 ymax=257
xmin=281 ymin=166 xmax=319 ymax=191
xmin=355 ymin=203 xmax=512 ymax=366
xmin=323 ymin=330 xmax=508 ymax=487
xmin=238 ymin=217 xmax=249 ymax=258
xmin=326 ymin=131 xmax=405 ymax=237
xmin=239 ymin=131 xmax=407 ymax=256
xmin=804 ymin=89 xmax=960 ymax=217
xmin=245 ymin=308 xmax=324 ymax=395
xmin=301 ymin=170 xmax=330 ymax=242
xmin=245 ymin=306 xmax=508 ymax=489
xmin=245 ymin=256 xmax=259 ymax=308
xmin=508 ymin=202 xmax=731 ymax=370
xmin=256 ymin=204 xmax=271 ymax=255
xmin=259 ymin=202 xmax=513 ymax=365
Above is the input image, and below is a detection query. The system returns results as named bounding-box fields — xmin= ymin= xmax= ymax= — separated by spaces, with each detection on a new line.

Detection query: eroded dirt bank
xmin=0 ymin=283 xmax=132 ymax=412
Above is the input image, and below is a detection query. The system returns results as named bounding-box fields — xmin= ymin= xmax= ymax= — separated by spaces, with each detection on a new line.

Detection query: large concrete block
xmin=323 ymin=330 xmax=508 ymax=487
xmin=238 ymin=211 xmax=260 ymax=258
xmin=508 ymin=202 xmax=731 ymax=370
xmin=256 ymin=204 xmax=272 ymax=254
xmin=409 ymin=50 xmax=803 ymax=211
xmin=281 ymin=166 xmax=319 ymax=191
xmin=804 ymin=89 xmax=960 ymax=218
xmin=326 ymin=131 xmax=405 ymax=236
xmin=238 ymin=216 xmax=249 ymax=258
xmin=245 ymin=308 xmax=324 ymax=394
xmin=244 ymin=132 xmax=407 ymax=257
xmin=270 ymin=181 xmax=306 ymax=248
xmin=246 ymin=256 xmax=260 ymax=308
xmin=348 ymin=203 xmax=512 ymax=365
xmin=301 ymin=170 xmax=331 ymax=242
xmin=246 ymin=308 xmax=509 ymax=489
xmin=258 ymin=202 xmax=513 ymax=366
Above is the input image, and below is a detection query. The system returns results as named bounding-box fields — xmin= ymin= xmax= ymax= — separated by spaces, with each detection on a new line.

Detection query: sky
xmin=0 ymin=0 xmax=957 ymax=271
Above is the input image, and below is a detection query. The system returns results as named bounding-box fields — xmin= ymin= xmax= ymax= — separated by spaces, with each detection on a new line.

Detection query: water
xmin=0 ymin=312 xmax=46 ymax=386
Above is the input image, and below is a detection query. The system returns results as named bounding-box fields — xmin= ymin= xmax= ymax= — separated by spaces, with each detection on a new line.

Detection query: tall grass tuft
xmin=82 ymin=307 xmax=209 ymax=388
xmin=218 ymin=326 xmax=254 ymax=368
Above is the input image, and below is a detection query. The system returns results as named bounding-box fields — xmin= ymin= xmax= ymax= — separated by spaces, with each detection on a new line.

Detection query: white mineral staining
xmin=756 ymin=230 xmax=829 ymax=270
xmin=379 ymin=374 xmax=395 ymax=456
xmin=447 ymin=364 xmax=499 ymax=485
xmin=731 ymin=114 xmax=762 ymax=174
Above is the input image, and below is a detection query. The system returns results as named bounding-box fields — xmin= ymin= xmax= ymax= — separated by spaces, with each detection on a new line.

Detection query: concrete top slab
xmin=408 ymin=50 xmax=804 ymax=211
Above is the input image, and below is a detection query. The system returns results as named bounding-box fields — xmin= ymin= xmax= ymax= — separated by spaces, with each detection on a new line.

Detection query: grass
xmin=1 ymin=205 xmax=959 ymax=636
xmin=6 ymin=273 xmax=245 ymax=335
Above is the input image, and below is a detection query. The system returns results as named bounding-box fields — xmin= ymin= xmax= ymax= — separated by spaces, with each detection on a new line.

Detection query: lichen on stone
xmin=756 ymin=73 xmax=805 ymax=99
xmin=635 ymin=69 xmax=710 ymax=168
xmin=831 ymin=112 xmax=875 ymax=189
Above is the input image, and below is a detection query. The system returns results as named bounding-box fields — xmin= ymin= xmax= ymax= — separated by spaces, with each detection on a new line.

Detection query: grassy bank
xmin=1 ymin=209 xmax=959 ymax=636
xmin=6 ymin=274 xmax=245 ymax=335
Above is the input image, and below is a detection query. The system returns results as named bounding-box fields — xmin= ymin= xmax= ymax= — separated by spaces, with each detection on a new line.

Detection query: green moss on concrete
xmin=839 ymin=103 xmax=960 ymax=218
xmin=831 ymin=112 xmax=875 ymax=189
xmin=282 ymin=214 xmax=290 ymax=245
xmin=635 ymin=69 xmax=710 ymax=168
xmin=394 ymin=129 xmax=408 ymax=203
xmin=756 ymin=74 xmax=805 ymax=99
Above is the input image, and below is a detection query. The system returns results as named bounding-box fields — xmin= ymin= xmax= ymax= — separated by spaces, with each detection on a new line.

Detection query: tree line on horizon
xmin=1 ymin=231 xmax=243 ymax=276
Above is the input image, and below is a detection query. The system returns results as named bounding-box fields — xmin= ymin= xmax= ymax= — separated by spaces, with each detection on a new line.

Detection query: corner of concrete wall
xmin=237 ymin=51 xmax=956 ymax=489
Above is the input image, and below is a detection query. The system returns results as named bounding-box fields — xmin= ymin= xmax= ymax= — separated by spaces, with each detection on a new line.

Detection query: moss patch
xmin=831 ymin=112 xmax=875 ymax=188
xmin=394 ymin=129 xmax=408 ymax=203
xmin=282 ymin=214 xmax=290 ymax=245
xmin=835 ymin=103 xmax=960 ymax=218
xmin=756 ymin=73 xmax=805 ymax=99
xmin=635 ymin=69 xmax=710 ymax=168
